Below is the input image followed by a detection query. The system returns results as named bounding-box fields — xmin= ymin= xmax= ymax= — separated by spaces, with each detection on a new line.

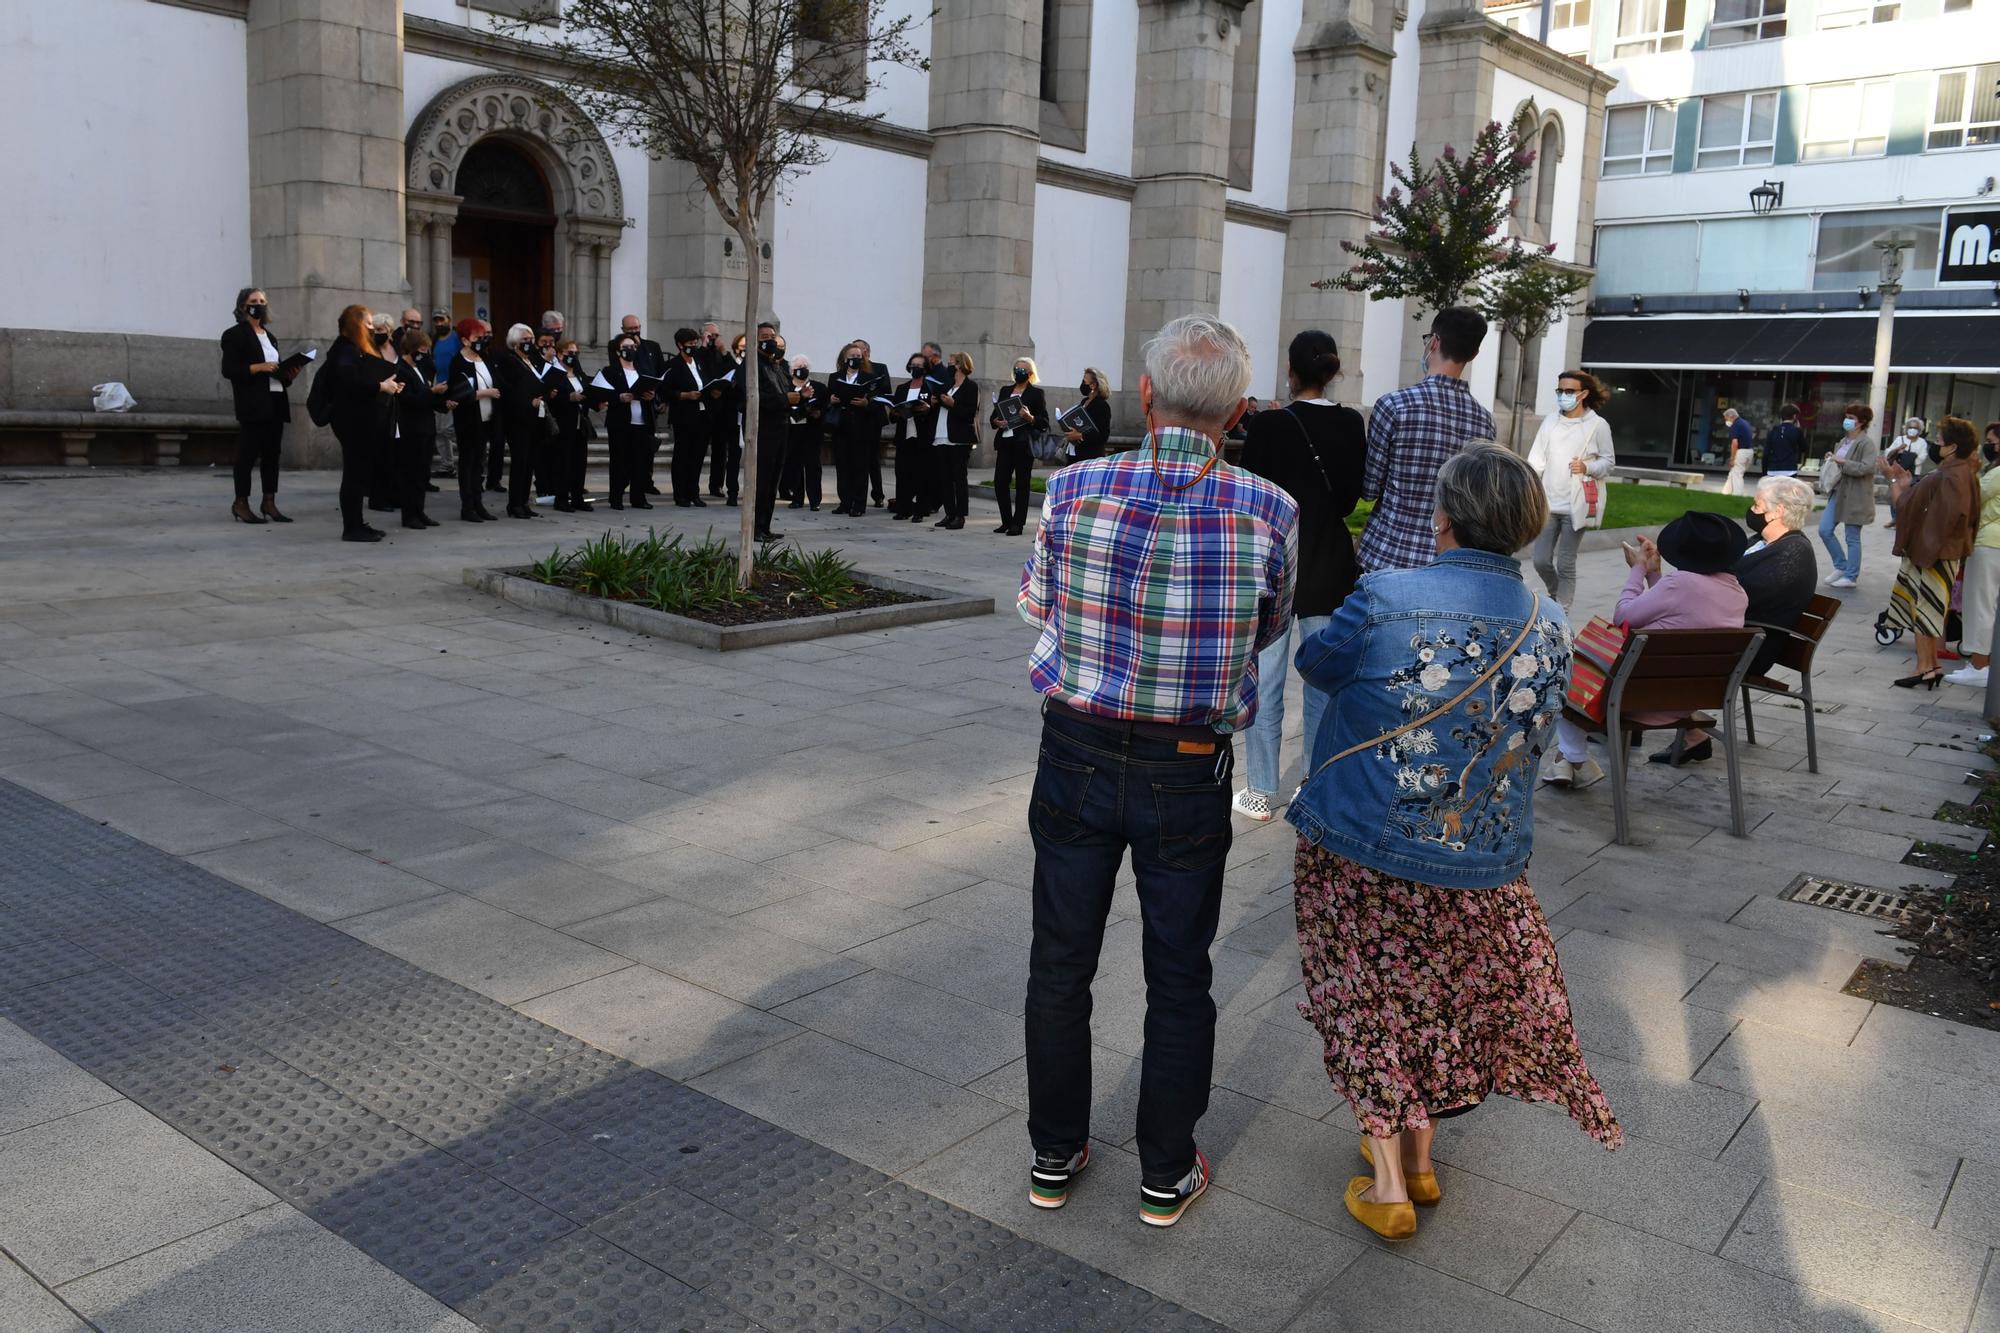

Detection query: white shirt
xmin=621 ymin=364 xmax=644 ymax=424
xmin=1527 ymin=409 xmax=1616 ymax=515
xmin=472 ymin=359 xmax=493 ymax=422
xmin=254 ymin=329 xmax=283 ymax=392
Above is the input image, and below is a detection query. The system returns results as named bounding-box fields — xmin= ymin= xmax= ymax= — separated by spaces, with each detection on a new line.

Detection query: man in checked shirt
xmin=1017 ymin=314 xmax=1297 ymax=1229
xmin=1356 ymin=306 xmax=1496 ymax=573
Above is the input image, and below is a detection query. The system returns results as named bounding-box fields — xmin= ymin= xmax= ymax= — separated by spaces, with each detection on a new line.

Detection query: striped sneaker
xmin=1139 ymin=1149 xmax=1211 ymax=1228
xmin=1029 ymin=1143 xmax=1090 ymax=1209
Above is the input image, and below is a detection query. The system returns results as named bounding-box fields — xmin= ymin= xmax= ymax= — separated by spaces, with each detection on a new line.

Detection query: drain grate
xmin=1782 ymin=876 xmax=1911 ymax=922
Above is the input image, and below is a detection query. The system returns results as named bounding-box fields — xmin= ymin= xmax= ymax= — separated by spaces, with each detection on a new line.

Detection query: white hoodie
xmin=1527 ymin=409 xmax=1616 ymax=514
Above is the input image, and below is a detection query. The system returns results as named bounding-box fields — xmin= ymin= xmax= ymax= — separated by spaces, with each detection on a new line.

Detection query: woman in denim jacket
xmin=1286 ymin=445 xmax=1621 ymax=1243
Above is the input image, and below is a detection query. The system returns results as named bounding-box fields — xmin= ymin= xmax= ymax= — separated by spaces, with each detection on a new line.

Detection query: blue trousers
xmin=1819 ymin=503 xmax=1861 ymax=580
xmin=1242 ymin=614 xmax=1333 ymax=798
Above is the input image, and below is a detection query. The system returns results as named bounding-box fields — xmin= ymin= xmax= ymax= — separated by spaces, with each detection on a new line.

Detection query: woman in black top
xmin=988 ymin=357 xmax=1047 ymax=535
xmin=549 ymin=339 xmax=597 ymax=512
xmin=322 ymin=304 xmax=404 ymax=543
xmin=219 ymin=287 xmax=298 ymax=524
xmin=1058 ymin=366 xmax=1113 ymax=465
xmin=1231 ymin=329 xmax=1366 ymax=820
xmin=933 ymin=353 xmax=980 ymax=530
xmin=601 ymin=334 xmax=661 ymax=510
xmin=491 ymin=324 xmax=548 ymax=519
xmin=890 ymin=352 xmax=940 ymax=519
xmin=827 ymin=342 xmax=884 ymax=517
xmin=784 ymin=356 xmax=826 ymax=511
xmin=390 ymin=326 xmax=452 ymax=528
xmin=445 ymin=319 xmax=501 ymax=522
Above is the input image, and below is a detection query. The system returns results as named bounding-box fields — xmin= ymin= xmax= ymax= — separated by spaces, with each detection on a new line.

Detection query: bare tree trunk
xmin=737 ymin=215 xmax=761 ymax=588
xmin=1508 ymin=333 xmax=1529 ymax=452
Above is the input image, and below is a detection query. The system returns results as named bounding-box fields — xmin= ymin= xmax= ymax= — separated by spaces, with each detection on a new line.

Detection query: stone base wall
xmin=0 ymin=330 xmax=230 ymax=417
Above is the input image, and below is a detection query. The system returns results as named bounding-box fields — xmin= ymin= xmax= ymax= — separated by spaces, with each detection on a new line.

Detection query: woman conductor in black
xmin=322 ymin=303 xmax=404 ymax=543
xmin=220 ymin=286 xmax=298 ymax=525
xmin=492 ymin=324 xmax=548 ymax=519
xmin=445 ymin=318 xmax=500 ymax=522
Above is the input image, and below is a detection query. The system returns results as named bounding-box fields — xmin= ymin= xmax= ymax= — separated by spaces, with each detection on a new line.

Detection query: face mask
xmin=1925 ymin=441 xmax=1940 ymax=464
xmin=1746 ymin=504 xmax=1766 ymax=535
xmin=760 ymin=339 xmax=779 ymax=358
xmin=618 ymin=344 xmax=636 ymax=360
xmin=470 ymin=337 xmax=490 ymax=353
xmin=678 ymin=345 xmax=694 ymax=357
xmin=371 ymin=330 xmax=388 ymax=350
xmin=246 ymin=303 xmax=268 ymax=322
xmin=845 ymin=356 xmax=862 ymax=370
xmin=1013 ymin=368 xmax=1029 ymax=382
xmin=1906 ymin=427 xmax=1922 ymax=439
xmin=1079 ymin=382 xmax=1092 ymax=397
xmin=908 ymin=365 xmax=924 ymax=377
xmin=1556 ymin=391 xmax=1579 ymax=414
xmin=1842 ymin=417 xmax=1858 ymax=432
xmin=793 ymin=368 xmax=809 ymax=380
xmin=1985 ymin=440 xmax=2000 ymax=464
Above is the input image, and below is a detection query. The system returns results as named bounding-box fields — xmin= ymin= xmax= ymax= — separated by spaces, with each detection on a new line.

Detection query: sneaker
xmin=1139 ymin=1149 xmax=1210 ymax=1228
xmin=1232 ymin=789 xmax=1274 ymax=822
xmin=1541 ymin=757 xmax=1574 ymax=786
xmin=1946 ymin=666 xmax=1989 ymax=687
xmin=1826 ymin=574 xmax=1858 ymax=589
xmin=1030 ymin=1144 xmax=1090 ymax=1209
xmin=1569 ymin=757 xmax=1606 ymax=789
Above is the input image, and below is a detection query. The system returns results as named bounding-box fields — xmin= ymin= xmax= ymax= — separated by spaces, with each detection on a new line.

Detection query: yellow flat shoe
xmin=1358 ymin=1137 xmax=1441 ymax=1205
xmin=1345 ymin=1175 xmax=1417 ymax=1240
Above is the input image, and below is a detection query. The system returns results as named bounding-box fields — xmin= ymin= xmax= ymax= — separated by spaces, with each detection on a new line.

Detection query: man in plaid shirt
xmin=1357 ymin=306 xmax=1496 ymax=573
xmin=1016 ymin=314 xmax=1296 ymax=1229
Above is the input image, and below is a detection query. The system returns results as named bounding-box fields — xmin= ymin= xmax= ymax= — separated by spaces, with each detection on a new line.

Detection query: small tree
xmin=519 ymin=0 xmax=925 ymax=585
xmin=1318 ymin=120 xmax=1546 ymax=325
xmin=1480 ymin=259 xmax=1594 ymax=450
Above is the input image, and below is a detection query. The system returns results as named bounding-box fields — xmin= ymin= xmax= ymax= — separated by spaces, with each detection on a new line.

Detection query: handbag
xmin=1314 ymin=597 xmax=1542 ymax=773
xmin=1565 ymin=615 xmax=1631 ymax=724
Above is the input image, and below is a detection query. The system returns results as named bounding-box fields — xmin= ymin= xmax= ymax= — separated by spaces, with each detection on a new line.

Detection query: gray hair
xmin=370 ymin=311 xmax=394 ymax=334
xmin=790 ymin=354 xmax=812 ymax=372
xmin=1142 ymin=314 xmax=1253 ymax=427
xmin=1905 ymin=416 xmax=1926 ymax=431
xmin=504 ymin=322 xmax=535 ymax=350
xmin=540 ymin=309 xmax=565 ymax=329
xmin=1436 ymin=443 xmax=1548 ymax=556
xmin=1755 ymin=475 xmax=1813 ymax=531
xmin=1722 ymin=407 xmax=1739 ymax=420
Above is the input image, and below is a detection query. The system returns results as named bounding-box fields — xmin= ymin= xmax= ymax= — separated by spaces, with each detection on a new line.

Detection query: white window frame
xmin=1613 ymin=0 xmax=1687 ymax=55
xmin=1706 ymin=0 xmax=1786 ymax=45
xmin=1552 ymin=0 xmax=1592 ymax=28
xmin=1602 ymin=103 xmax=1676 ymax=176
xmin=1813 ymin=0 xmax=1900 ymax=30
xmin=1928 ymin=64 xmax=2000 ymax=151
xmin=1801 ymin=79 xmax=1893 ymax=161
xmin=1694 ymin=91 xmax=1779 ymax=170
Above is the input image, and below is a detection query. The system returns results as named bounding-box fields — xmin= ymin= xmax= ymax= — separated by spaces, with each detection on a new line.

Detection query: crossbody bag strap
xmin=1314 ymin=596 xmax=1541 ymax=774
xmin=1284 ymin=404 xmax=1337 ymax=495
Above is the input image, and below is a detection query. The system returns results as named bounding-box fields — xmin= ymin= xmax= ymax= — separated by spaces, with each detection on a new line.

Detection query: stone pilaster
xmin=1280 ymin=1 xmax=1398 ymax=406
xmin=922 ymin=0 xmax=1042 ymax=466
xmin=648 ymin=159 xmax=774 ymax=336
xmin=1119 ymin=0 xmax=1246 ymax=402
xmin=247 ymin=0 xmax=408 ymax=465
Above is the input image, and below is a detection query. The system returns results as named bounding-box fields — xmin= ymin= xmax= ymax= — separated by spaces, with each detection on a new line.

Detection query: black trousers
xmin=935 ymin=445 xmax=971 ymax=520
xmin=507 ymin=413 xmax=540 ymax=508
xmin=456 ymin=418 xmax=488 ymax=511
xmin=708 ymin=415 xmax=739 ymax=497
xmin=753 ymin=432 xmax=783 ymax=535
xmin=893 ymin=436 xmax=933 ymax=513
xmin=669 ymin=416 xmax=707 ymax=503
xmin=555 ymin=420 xmax=587 ymax=502
xmin=401 ymin=432 xmax=431 ymax=518
xmin=335 ymin=428 xmax=368 ymax=532
xmin=233 ymin=418 xmax=284 ymax=499
xmin=369 ymin=429 xmax=398 ymax=508
xmin=485 ymin=416 xmax=506 ymax=490
xmin=784 ymin=427 xmax=822 ymax=507
xmin=869 ymin=443 xmax=885 ymax=504
xmin=608 ymin=417 xmax=648 ymax=502
xmin=994 ymin=440 xmax=1033 ymax=528
xmin=834 ymin=427 xmax=872 ymax=513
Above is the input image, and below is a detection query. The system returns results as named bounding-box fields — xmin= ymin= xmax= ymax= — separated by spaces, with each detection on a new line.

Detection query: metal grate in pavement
xmin=1781 ymin=875 xmax=1913 ymax=922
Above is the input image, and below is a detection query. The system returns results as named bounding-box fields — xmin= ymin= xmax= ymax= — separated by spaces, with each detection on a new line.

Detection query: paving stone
xmin=1561 ymin=972 xmax=1739 ymax=1078
xmin=844 ymin=919 xmax=1032 ymax=1015
xmin=1718 ymin=1104 xmax=1960 ymax=1224
xmin=67 ymin=785 xmax=289 ymax=856
xmin=734 ymin=887 xmax=920 ymax=953
xmin=1567 ymin=1047 xmax=1755 ymax=1159
xmin=0 ymin=939 xmax=101 ymax=996
xmin=335 ymin=1171 xmax=577 ymax=1305
xmin=771 ymin=969 xmax=1024 ymax=1086
xmin=1683 ymin=964 xmax=1875 ymax=1044
xmin=449 ymin=1230 xmax=706 ymax=1333
xmin=0 ymin=1251 xmax=86 ymax=1333
xmin=189 ymin=831 xmax=449 ymax=923
xmin=337 ymin=892 xmax=628 ymax=1005
xmin=684 ymin=1132 xmax=890 ymax=1239
xmin=488 ymin=1132 xmax=667 ymax=1226
xmin=591 ymin=1186 xmax=776 ymax=1289
xmin=61 ymin=1204 xmax=477 ymax=1333
xmin=399 ymin=841 xmax=665 ymax=929
xmin=565 ymin=896 xmax=867 ymax=1008
xmin=1939 ymin=1156 xmax=2000 ymax=1244
xmin=1555 ymin=928 xmax=1716 ymax=992
xmin=0 ymin=1020 xmax=119 ymax=1135
xmin=256 ymin=1123 xmax=481 ymax=1215
xmin=1721 ymin=1181 xmax=1988 ymax=1330
xmin=802 ymin=1180 xmax=1015 ymax=1302
xmin=518 ymin=965 xmax=801 ymax=1082
xmin=1846 ymin=1001 xmax=2000 ymax=1084
xmin=917 ymin=1238 xmax=1158 ymax=1330
xmin=762 ymin=838 xmax=982 ymax=909
xmin=1282 ymin=1249 xmax=1563 ymax=1333
xmin=702 ymin=1235 xmax=914 ymax=1331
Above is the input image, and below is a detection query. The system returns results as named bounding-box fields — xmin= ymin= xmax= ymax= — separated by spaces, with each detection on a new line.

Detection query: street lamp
xmin=1748 ymin=180 xmax=1784 ymax=215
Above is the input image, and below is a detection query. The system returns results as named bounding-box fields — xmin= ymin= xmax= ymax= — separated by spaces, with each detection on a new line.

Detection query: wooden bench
xmin=0 ymin=410 xmax=239 ymax=467
xmin=1742 ymin=594 xmax=1842 ymax=775
xmin=1609 ymin=465 xmax=1705 ymax=489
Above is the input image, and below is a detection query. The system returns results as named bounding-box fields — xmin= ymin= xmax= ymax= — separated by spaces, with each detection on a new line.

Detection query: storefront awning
xmin=1581 ymin=315 xmax=1999 ymax=374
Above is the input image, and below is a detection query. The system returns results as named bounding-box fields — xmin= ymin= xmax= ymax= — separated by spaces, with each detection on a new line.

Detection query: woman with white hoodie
xmin=1527 ymin=369 xmax=1617 ymax=610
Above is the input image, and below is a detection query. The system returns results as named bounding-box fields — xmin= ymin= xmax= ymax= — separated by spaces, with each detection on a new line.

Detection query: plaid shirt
xmin=1019 ymin=427 xmax=1298 ymax=732
xmin=1357 ymin=374 xmax=1496 ymax=573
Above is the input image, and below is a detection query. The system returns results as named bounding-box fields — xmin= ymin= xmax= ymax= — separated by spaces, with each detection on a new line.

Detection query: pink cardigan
xmin=1614 ymin=565 xmax=1748 ymax=724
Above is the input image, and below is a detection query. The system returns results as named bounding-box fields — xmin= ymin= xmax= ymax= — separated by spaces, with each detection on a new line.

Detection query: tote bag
xmin=1565 ymin=616 xmax=1630 ymax=723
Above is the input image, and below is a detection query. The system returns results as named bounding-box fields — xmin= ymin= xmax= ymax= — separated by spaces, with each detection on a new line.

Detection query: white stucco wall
xmin=1490 ymin=68 xmax=1588 ymax=270
xmin=1027 ymin=186 xmax=1132 ymax=390
xmin=1220 ymin=223 xmax=1288 ymax=401
xmin=3 ymin=0 xmax=249 ymax=338
xmin=770 ymin=143 xmax=926 ymax=370
xmin=1038 ymin=0 xmax=1139 ymax=176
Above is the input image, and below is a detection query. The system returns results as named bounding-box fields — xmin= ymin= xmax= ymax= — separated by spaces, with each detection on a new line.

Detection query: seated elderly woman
xmin=1543 ymin=509 xmax=1750 ymax=781
xmin=1736 ymin=475 xmax=1820 ymax=679
xmin=1288 ymin=445 xmax=1620 ymax=1243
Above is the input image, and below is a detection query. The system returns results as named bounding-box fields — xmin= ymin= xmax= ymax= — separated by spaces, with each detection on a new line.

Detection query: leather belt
xmin=1043 ymin=697 xmax=1225 ymax=749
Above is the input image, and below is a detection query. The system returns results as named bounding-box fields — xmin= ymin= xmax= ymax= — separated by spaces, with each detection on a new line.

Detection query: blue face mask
xmin=1842 ymin=416 xmax=1858 ymax=432
xmin=1556 ymin=391 xmax=1579 ymax=414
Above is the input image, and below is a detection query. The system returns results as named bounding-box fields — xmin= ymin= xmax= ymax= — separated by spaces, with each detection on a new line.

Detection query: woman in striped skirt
xmin=1883 ymin=417 xmax=1982 ymax=689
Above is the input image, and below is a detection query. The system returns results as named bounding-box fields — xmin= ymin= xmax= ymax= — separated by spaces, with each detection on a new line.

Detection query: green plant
xmin=789 ymin=547 xmax=863 ymax=608
xmin=1480 ymin=258 xmax=1596 ymax=447
xmin=528 ymin=545 xmax=578 ymax=583
xmin=526 ymin=529 xmax=869 ymax=617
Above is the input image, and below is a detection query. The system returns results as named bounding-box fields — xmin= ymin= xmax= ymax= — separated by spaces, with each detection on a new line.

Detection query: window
xmin=1613 ymin=0 xmax=1686 ymax=56
xmin=1534 ymin=121 xmax=1563 ymax=228
xmin=1594 ymin=221 xmax=1699 ymax=294
xmin=1929 ymin=64 xmax=2000 ymax=150
xmin=1553 ymin=0 xmax=1591 ymax=27
xmin=796 ymin=0 xmax=868 ymax=99
xmin=1038 ymin=0 xmax=1091 ymax=151
xmin=1802 ymin=80 xmax=1892 ymax=160
xmin=1812 ymin=208 xmax=1941 ymax=291
xmin=1602 ymin=103 xmax=1675 ymax=176
xmin=1695 ymin=92 xmax=1777 ymax=169
xmin=1511 ymin=110 xmax=1540 ymax=234
xmin=1814 ymin=0 xmax=1899 ymax=28
xmin=1943 ymin=0 xmax=1971 ymax=10
xmin=1707 ymin=0 xmax=1784 ymax=45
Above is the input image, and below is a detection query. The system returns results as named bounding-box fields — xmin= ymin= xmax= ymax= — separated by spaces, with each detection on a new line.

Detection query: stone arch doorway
xmin=405 ymin=74 xmax=626 ymax=346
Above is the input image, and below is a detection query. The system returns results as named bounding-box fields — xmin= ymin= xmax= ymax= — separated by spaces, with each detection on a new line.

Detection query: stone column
xmin=1119 ymin=0 xmax=1247 ymax=399
xmin=592 ymin=242 xmax=613 ymax=351
xmin=406 ymin=213 xmax=430 ymax=312
xmin=247 ymin=0 xmax=407 ymax=467
xmin=429 ymin=216 xmax=454 ymax=322
xmin=408 ymin=191 xmax=460 ymax=324
xmin=649 ymin=159 xmax=773 ymax=333
xmin=922 ymin=0 xmax=1042 ymax=467
xmin=573 ymin=240 xmax=596 ymax=348
xmin=1280 ymin=0 xmax=1398 ymax=406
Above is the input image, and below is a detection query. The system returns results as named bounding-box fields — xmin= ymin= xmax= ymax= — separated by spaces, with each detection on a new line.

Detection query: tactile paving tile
xmin=684 ymin=1134 xmax=890 ymax=1239
xmin=512 ymin=1055 xmax=679 ymax=1132
xmin=119 ymin=938 xmax=277 ymax=999
xmin=1147 ymin=1302 xmax=1233 ymax=1330
xmin=449 ymin=1230 xmax=701 ymax=1333
xmin=147 ymin=1066 xmax=391 ymax=1175
xmin=700 ymin=1237 xmax=913 ymax=1332
xmin=337 ymin=1172 xmax=578 ymax=1306
xmin=391 ymin=1094 xmax=565 ymax=1170
xmin=918 ymin=1240 xmax=1161 ymax=1332
xmin=183 ymin=973 xmax=337 ymax=1035
xmin=0 ymin=864 xmax=98 ymax=906
xmin=14 ymin=891 xmax=147 ymax=937
xmin=488 ymin=1132 xmax=667 ymax=1226
xmin=591 ymin=1187 xmax=775 ymax=1291
xmin=257 ymin=1123 xmax=480 ymax=1213
xmin=802 ymin=1181 xmax=1014 ymax=1303
xmin=282 ymin=947 xmax=437 ymax=1002
xmin=399 ymin=1007 xmax=590 ymax=1088
xmin=0 ymin=938 xmax=103 ymax=995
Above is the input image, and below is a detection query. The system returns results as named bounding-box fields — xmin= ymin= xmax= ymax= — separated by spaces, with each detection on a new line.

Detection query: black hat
xmin=1657 ymin=510 xmax=1749 ymax=575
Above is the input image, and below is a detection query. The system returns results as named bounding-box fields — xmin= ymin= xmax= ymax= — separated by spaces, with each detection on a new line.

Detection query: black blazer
xmin=607 ymin=337 xmax=666 ymax=378
xmin=660 ymin=354 xmax=710 ymax=438
xmin=941 ymin=376 xmax=981 ymax=445
xmin=220 ymin=321 xmax=292 ymax=425
xmin=990 ymin=382 xmax=1048 ymax=446
xmin=1063 ymin=396 xmax=1112 ymax=452
xmin=491 ymin=351 xmax=548 ymax=435
xmin=547 ymin=360 xmax=593 ymax=437
xmin=598 ymin=360 xmax=660 ymax=432
xmin=323 ymin=340 xmax=394 ymax=445
xmin=890 ymin=374 xmax=940 ymax=448
xmin=827 ymin=368 xmax=885 ymax=441
xmin=445 ymin=353 xmax=499 ymax=439
xmin=391 ymin=355 xmax=450 ymax=444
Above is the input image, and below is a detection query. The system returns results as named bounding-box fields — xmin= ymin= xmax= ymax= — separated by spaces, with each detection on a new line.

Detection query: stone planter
xmin=465 ymin=567 xmax=993 ymax=651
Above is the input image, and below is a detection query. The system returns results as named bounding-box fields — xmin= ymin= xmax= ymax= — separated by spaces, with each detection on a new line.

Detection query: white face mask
xmin=1906 ymin=427 xmax=1922 ymax=438
xmin=1556 ymin=391 xmax=1579 ymax=414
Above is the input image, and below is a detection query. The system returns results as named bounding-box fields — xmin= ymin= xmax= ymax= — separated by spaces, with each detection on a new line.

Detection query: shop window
xmin=1595 ymin=220 xmax=1698 ymax=292
xmin=1039 ymin=0 xmax=1092 ymax=152
xmin=1801 ymin=80 xmax=1892 ymax=160
xmin=1602 ymin=103 xmax=1674 ymax=176
xmin=1696 ymin=216 xmax=1812 ymax=291
xmin=1707 ymin=0 xmax=1785 ymax=44
xmin=1228 ymin=0 xmax=1262 ymax=190
xmin=1613 ymin=0 xmax=1686 ymax=56
xmin=1695 ymin=91 xmax=1778 ymax=169
xmin=1811 ymin=207 xmax=1940 ymax=291
xmin=1929 ymin=64 xmax=2000 ymax=151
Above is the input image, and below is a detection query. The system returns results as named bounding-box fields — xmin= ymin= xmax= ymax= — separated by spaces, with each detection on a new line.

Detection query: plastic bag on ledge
xmin=92 ymin=383 xmax=137 ymax=413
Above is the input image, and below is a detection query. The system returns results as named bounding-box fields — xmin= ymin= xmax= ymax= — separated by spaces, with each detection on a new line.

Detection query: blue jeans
xmin=1242 ymin=614 xmax=1332 ymax=798
xmin=1026 ymin=706 xmax=1233 ymax=1186
xmin=1819 ymin=503 xmax=1861 ymax=580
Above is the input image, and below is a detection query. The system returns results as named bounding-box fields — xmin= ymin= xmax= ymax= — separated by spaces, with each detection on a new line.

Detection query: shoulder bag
xmin=1563 ymin=615 xmax=1630 ymax=723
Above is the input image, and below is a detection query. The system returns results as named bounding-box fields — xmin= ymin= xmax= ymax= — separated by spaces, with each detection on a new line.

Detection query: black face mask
xmin=1013 ymin=368 xmax=1029 ymax=382
xmin=1985 ymin=440 xmax=2000 ymax=464
xmin=845 ymin=357 xmax=863 ymax=370
xmin=371 ymin=330 xmax=389 ymax=350
xmin=793 ymin=368 xmax=809 ymax=380
xmin=245 ymin=303 xmax=268 ymax=323
xmin=908 ymin=366 xmax=924 ymax=378
xmin=617 ymin=344 xmax=637 ymax=361
xmin=470 ymin=337 xmax=490 ymax=354
xmin=1079 ymin=382 xmax=1092 ymax=397
xmin=1745 ymin=504 xmax=1766 ymax=535
xmin=678 ymin=345 xmax=694 ymax=357
xmin=760 ymin=339 xmax=779 ymax=358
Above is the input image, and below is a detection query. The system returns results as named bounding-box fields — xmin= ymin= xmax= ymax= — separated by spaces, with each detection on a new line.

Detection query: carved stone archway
xmin=405 ymin=74 xmax=627 ymax=346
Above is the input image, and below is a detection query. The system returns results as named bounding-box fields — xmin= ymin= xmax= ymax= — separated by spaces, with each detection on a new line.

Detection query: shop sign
xmin=1939 ymin=208 xmax=2000 ymax=283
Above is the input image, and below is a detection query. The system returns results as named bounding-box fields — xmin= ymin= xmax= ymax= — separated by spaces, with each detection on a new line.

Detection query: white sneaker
xmin=1232 ymin=788 xmax=1274 ymax=822
xmin=1826 ymin=574 xmax=1857 ymax=589
xmin=1541 ymin=758 xmax=1575 ymax=786
xmin=1945 ymin=666 xmax=1989 ymax=687
xmin=1569 ymin=758 xmax=1606 ymax=789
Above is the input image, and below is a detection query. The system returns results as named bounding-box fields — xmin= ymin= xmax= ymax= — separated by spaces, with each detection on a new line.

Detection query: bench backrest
xmin=1614 ymin=627 xmax=1763 ymax=715
xmin=1772 ymin=594 xmax=1840 ymax=674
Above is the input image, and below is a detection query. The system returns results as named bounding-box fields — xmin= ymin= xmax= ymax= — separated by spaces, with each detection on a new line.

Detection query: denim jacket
xmin=1286 ymin=549 xmax=1572 ymax=889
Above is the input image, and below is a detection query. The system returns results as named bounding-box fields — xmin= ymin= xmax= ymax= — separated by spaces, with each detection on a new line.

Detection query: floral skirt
xmin=1292 ymin=841 xmax=1622 ymax=1148
xmin=1886 ymin=556 xmax=1961 ymax=641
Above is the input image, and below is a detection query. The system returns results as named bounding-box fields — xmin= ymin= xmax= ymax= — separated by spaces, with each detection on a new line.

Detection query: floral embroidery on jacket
xmin=1377 ymin=614 xmax=1571 ymax=852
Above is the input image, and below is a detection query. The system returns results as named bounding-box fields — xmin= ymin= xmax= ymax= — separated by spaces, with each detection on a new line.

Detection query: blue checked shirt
xmin=1357 ymin=374 xmax=1497 ymax=573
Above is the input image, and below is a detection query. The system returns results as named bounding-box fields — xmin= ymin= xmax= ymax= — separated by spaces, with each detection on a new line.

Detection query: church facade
xmin=3 ymin=0 xmax=1611 ymax=465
